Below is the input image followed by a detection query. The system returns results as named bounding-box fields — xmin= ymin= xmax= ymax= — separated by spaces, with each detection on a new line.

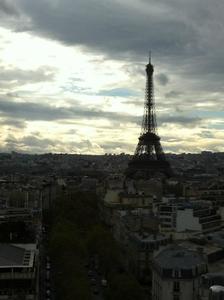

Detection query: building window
xmin=173 ymin=281 xmax=180 ymax=292
xmin=173 ymin=269 xmax=181 ymax=278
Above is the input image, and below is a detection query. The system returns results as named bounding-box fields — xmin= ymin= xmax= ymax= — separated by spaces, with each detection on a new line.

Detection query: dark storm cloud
xmin=159 ymin=114 xmax=202 ymax=126
xmin=4 ymin=134 xmax=57 ymax=153
xmin=165 ymin=91 xmax=182 ymax=99
xmin=3 ymin=133 xmax=101 ymax=154
xmin=21 ymin=135 xmax=56 ymax=147
xmin=8 ymin=0 xmax=224 ymax=99
xmin=14 ymin=0 xmax=199 ymax=58
xmin=122 ymin=63 xmax=145 ymax=77
xmin=0 ymin=0 xmax=19 ymax=16
xmin=0 ymin=0 xmax=222 ymax=81
xmin=0 ymin=98 xmax=141 ymax=124
xmin=0 ymin=99 xmax=72 ymax=121
xmin=198 ymin=131 xmax=215 ymax=139
xmin=0 ymin=118 xmax=26 ymax=128
xmin=4 ymin=134 xmax=19 ymax=150
xmin=0 ymin=96 xmax=205 ymax=129
xmin=156 ymin=73 xmax=169 ymax=86
xmin=0 ymin=0 xmax=222 ymax=94
xmin=0 ymin=66 xmax=56 ymax=86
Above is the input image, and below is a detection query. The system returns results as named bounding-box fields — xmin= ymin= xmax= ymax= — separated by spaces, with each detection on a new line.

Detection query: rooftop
xmin=154 ymin=245 xmax=205 ymax=269
xmin=179 ymin=241 xmax=222 ymax=256
xmin=0 ymin=243 xmax=36 ymax=268
xmin=0 ymin=244 xmax=25 ymax=266
xmin=133 ymin=232 xmax=167 ymax=242
xmin=206 ymin=230 xmax=224 ymax=247
xmin=202 ymin=272 xmax=224 ymax=286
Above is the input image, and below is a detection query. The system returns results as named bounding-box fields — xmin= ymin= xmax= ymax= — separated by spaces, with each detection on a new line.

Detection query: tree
xmin=49 ymin=221 xmax=86 ymax=260
xmin=104 ymin=273 xmax=145 ymax=300
xmin=86 ymin=224 xmax=122 ymax=274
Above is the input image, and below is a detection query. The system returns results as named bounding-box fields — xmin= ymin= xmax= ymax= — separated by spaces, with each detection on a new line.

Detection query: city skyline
xmin=0 ymin=0 xmax=224 ymax=154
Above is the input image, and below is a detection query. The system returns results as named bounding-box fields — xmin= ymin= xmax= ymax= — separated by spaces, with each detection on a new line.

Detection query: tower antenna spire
xmin=149 ymin=51 xmax=151 ymax=63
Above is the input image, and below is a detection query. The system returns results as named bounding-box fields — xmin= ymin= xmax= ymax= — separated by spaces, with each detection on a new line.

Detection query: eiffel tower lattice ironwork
xmin=126 ymin=55 xmax=172 ymax=179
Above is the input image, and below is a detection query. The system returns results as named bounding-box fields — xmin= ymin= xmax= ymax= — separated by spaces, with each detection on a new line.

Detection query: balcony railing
xmin=0 ymin=272 xmax=35 ymax=280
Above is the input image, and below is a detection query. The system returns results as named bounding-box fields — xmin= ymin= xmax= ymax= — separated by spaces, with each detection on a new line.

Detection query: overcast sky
xmin=0 ymin=0 xmax=223 ymax=154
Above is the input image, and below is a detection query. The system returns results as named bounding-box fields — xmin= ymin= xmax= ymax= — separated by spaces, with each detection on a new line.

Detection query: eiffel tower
xmin=126 ymin=55 xmax=172 ymax=179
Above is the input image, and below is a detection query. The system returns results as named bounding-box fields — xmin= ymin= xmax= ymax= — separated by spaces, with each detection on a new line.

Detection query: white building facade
xmin=152 ymin=246 xmax=207 ymax=300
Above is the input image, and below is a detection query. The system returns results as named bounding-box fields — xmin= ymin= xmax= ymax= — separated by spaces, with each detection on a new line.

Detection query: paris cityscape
xmin=0 ymin=1 xmax=224 ymax=300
